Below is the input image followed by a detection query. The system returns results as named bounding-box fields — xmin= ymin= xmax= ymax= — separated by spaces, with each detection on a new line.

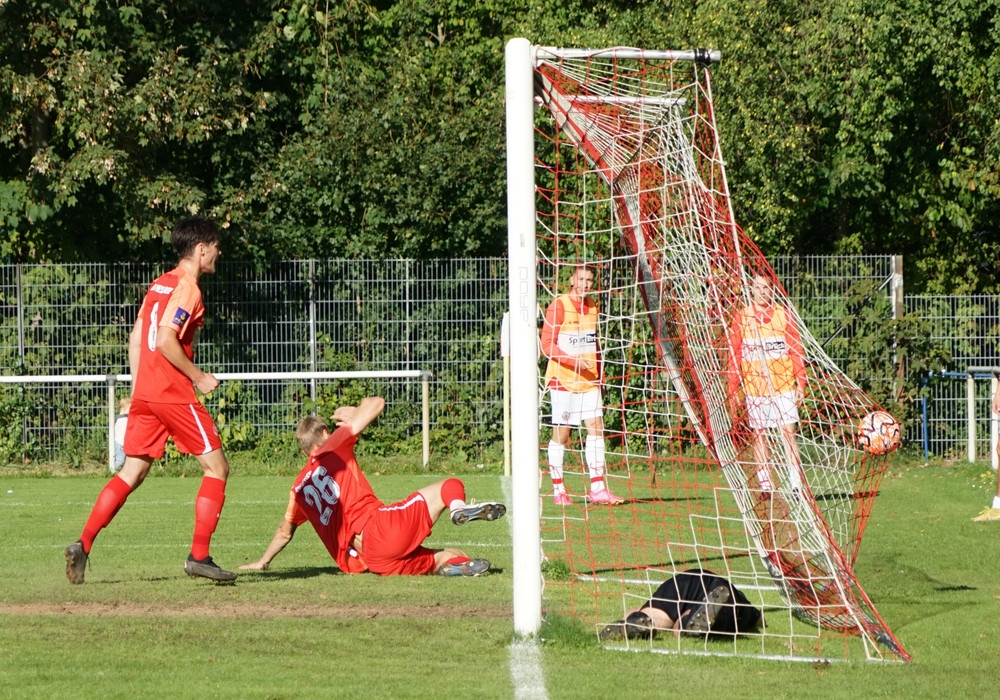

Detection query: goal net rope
xmin=527 ymin=45 xmax=908 ymax=662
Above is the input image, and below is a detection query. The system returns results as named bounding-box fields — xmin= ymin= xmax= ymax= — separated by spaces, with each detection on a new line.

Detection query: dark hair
xmin=171 ymin=216 xmax=220 ymax=258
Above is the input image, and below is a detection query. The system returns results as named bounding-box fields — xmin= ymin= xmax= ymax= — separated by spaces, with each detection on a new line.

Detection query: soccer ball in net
xmin=857 ymin=410 xmax=901 ymax=455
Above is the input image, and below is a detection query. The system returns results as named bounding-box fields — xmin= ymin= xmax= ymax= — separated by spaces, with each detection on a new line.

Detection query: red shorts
xmin=123 ymin=398 xmax=222 ymax=459
xmin=361 ymin=492 xmax=437 ymax=576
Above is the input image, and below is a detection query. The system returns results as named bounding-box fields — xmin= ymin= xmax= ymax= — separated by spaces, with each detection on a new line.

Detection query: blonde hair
xmin=295 ymin=415 xmax=328 ymax=455
xmin=117 ymin=397 xmax=132 ymax=414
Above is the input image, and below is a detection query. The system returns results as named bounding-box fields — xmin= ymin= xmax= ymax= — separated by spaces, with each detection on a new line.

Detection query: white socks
xmin=548 ymin=441 xmax=566 ymax=493
xmin=549 ymin=437 xmax=609 ymax=493
xmin=586 ymin=435 xmax=606 ymax=492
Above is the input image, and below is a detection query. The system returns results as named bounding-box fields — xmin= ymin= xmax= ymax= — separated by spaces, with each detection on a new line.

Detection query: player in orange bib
xmin=728 ymin=273 xmax=808 ymax=496
xmin=540 ymin=265 xmax=623 ymax=506
xmin=64 ymin=216 xmax=236 ymax=584
xmin=239 ymin=396 xmax=506 ymax=577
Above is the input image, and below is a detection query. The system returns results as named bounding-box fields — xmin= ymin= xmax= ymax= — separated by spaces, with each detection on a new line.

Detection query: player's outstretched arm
xmin=239 ymin=520 xmax=297 ymax=571
xmin=332 ymin=396 xmax=385 ymax=437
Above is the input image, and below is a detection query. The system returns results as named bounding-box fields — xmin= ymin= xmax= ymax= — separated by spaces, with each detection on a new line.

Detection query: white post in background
xmin=891 ymin=255 xmax=905 ymax=402
xmin=992 ymin=374 xmax=999 ymax=471
xmin=421 ymin=371 xmax=431 ymax=468
xmin=968 ymin=371 xmax=977 ymax=463
xmin=506 ymin=37 xmax=542 ymax=636
xmin=966 ymin=366 xmax=1000 ymax=470
xmin=501 ymin=312 xmax=512 ymax=478
xmin=106 ymin=375 xmax=117 ymax=473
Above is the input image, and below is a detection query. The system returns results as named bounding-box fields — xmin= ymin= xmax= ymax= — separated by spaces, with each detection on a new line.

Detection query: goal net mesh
xmin=531 ymin=46 xmax=908 ymax=662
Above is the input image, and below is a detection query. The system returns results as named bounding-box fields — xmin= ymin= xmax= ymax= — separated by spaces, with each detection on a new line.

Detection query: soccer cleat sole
xmin=599 ymin=611 xmax=655 ymax=641
xmin=684 ymin=584 xmax=731 ymax=634
xmin=451 ymin=502 xmax=506 ymax=526
xmin=438 ymin=558 xmax=491 ymax=577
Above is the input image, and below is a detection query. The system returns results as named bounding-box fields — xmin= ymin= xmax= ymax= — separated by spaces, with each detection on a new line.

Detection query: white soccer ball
xmin=857 ymin=410 xmax=901 ymax=455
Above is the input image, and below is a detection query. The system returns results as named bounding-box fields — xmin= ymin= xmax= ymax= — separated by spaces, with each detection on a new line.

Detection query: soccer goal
xmin=505 ymin=38 xmax=909 ymax=662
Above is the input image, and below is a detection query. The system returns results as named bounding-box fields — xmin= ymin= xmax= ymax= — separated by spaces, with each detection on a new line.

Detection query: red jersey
xmin=132 ymin=266 xmax=205 ymax=404
xmin=286 ymin=426 xmax=383 ymax=574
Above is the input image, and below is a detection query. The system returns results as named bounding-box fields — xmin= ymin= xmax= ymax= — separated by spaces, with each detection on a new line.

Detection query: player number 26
xmin=302 ymin=466 xmax=340 ymax=526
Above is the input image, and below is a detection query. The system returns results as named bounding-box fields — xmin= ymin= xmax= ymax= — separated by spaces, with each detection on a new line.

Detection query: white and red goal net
xmin=509 ymin=42 xmax=909 ymax=662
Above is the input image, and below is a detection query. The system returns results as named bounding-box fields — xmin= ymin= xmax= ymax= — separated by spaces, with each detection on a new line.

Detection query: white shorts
xmin=550 ymin=388 xmax=603 ymax=426
xmin=746 ymin=391 xmax=799 ymax=430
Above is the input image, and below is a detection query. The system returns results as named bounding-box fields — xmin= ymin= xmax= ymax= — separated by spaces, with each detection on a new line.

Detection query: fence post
xmin=966 ymin=366 xmax=1000 ymax=468
xmin=422 ymin=370 xmax=431 ymax=468
xmin=968 ymin=371 xmax=977 ymax=463
xmin=993 ymin=374 xmax=999 ymax=471
xmin=891 ymin=255 xmax=905 ymax=402
xmin=501 ymin=312 xmax=511 ymax=477
xmin=308 ymin=259 xmax=317 ymax=403
xmin=107 ymin=375 xmax=117 ymax=473
xmin=16 ymin=264 xmax=26 ymax=455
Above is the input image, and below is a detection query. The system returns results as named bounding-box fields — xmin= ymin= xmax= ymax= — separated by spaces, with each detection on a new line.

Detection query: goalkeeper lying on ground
xmin=599 ymin=569 xmax=763 ymax=641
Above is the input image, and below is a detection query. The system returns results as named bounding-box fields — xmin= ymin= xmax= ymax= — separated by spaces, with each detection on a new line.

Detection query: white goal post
xmin=505 ymin=37 xmax=543 ymax=636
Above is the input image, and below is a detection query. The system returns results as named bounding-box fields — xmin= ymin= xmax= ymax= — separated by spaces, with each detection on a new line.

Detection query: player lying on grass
xmin=598 ymin=569 xmax=763 ymax=641
xmin=239 ymin=396 xmax=506 ymax=577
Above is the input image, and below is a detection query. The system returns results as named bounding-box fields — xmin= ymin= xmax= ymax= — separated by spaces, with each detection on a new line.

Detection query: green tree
xmin=686 ymin=0 xmax=1000 ymax=292
xmin=3 ymin=0 xmax=1000 ymax=294
xmin=0 ymin=0 xmax=283 ymax=260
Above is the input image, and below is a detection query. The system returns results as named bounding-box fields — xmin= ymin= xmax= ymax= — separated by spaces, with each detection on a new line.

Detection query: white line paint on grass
xmin=502 ymin=475 xmax=549 ymax=700
xmin=509 ymin=637 xmax=549 ymax=700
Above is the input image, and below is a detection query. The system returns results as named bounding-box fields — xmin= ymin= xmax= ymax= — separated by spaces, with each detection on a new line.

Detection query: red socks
xmin=80 ymin=475 xmax=134 ymax=553
xmin=191 ymin=476 xmax=227 ymax=560
xmin=440 ymin=478 xmax=466 ymax=508
xmin=79 ymin=474 xmax=228 ymax=561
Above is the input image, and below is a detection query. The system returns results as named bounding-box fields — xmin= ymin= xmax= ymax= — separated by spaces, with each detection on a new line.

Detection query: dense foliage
xmin=2 ymin=1 xmax=999 ymax=291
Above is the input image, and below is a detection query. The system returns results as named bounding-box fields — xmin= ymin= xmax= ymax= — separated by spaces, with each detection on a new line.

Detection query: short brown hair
xmin=295 ymin=415 xmax=328 ymax=455
xmin=171 ymin=216 xmax=220 ymax=259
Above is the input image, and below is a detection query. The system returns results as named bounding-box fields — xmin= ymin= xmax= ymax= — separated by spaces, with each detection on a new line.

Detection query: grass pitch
xmin=1 ymin=461 xmax=998 ymax=698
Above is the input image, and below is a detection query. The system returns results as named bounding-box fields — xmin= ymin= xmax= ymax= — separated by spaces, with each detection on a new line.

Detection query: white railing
xmin=0 ymin=370 xmax=433 ymax=472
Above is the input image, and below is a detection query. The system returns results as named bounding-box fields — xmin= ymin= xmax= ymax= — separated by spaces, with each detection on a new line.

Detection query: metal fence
xmin=906 ymin=295 xmax=1000 ymax=458
xmin=0 ymin=256 xmax=995 ymax=464
xmin=0 ymin=260 xmax=508 ymax=463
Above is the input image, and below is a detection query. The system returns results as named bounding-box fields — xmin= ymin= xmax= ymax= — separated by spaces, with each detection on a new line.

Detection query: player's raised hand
xmin=332 ymin=405 xmax=356 ymax=426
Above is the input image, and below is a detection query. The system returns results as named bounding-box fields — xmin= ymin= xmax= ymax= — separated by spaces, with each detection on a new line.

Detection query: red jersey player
xmin=239 ymin=396 xmax=506 ymax=576
xmin=65 ymin=216 xmax=236 ymax=584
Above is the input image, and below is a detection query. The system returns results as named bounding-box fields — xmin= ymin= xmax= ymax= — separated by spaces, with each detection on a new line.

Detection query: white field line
xmin=509 ymin=637 xmax=549 ymax=700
